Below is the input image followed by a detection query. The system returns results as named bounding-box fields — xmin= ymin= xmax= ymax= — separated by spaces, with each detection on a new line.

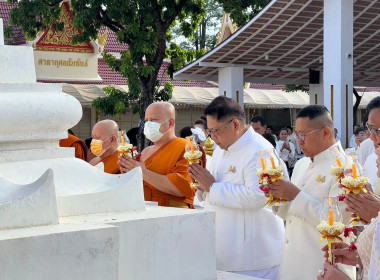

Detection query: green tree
xmin=173 ymin=0 xmax=223 ymax=51
xmin=216 ymin=0 xmax=271 ymax=27
xmin=8 ymin=0 xmax=206 ymax=150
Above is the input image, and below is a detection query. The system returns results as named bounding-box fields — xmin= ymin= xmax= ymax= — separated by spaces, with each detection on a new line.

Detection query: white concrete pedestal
xmin=0 ymin=223 xmax=119 ymax=280
xmin=61 ymin=206 xmax=217 ymax=280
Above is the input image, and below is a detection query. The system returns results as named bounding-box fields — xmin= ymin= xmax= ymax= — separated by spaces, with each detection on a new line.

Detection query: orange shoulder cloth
xmin=143 ymin=138 xmax=206 ymax=207
xmin=59 ymin=134 xmax=87 ymax=161
xmin=102 ymin=152 xmax=120 ymax=174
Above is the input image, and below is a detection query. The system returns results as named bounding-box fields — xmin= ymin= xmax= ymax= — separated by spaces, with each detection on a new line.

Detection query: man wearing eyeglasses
xmin=344 ymin=96 xmax=380 ymax=226
xmin=266 ymin=105 xmax=355 ymax=280
xmin=188 ymin=96 xmax=286 ymax=279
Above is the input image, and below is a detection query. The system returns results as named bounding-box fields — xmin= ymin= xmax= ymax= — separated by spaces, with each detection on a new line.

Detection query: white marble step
xmin=217 ymin=271 xmax=265 ymax=280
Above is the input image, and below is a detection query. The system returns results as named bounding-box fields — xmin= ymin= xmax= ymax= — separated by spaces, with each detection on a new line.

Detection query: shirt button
xmin=286 ymin=240 xmax=289 ymax=244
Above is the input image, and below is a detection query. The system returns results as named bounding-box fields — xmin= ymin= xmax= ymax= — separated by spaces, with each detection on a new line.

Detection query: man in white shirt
xmin=358 ymin=137 xmax=376 ymax=166
xmin=345 ymin=96 xmax=380 ymax=223
xmin=188 ymin=96 xmax=286 ymax=280
xmin=266 ymin=105 xmax=355 ymax=280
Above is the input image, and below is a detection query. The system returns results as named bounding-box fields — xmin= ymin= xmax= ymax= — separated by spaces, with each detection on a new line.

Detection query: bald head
xmin=92 ymin=120 xmax=119 ymax=139
xmin=147 ymin=102 xmax=175 ymax=120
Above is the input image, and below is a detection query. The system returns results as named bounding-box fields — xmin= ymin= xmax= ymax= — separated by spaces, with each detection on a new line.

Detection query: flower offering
xmin=256 ymin=150 xmax=284 ymax=206
xmin=317 ymin=197 xmax=345 ymax=264
xmin=330 ymin=148 xmax=345 ymax=182
xmin=117 ymin=130 xmax=138 ymax=158
xmin=184 ymin=136 xmax=202 ymax=165
xmin=340 ymin=156 xmax=368 ymax=225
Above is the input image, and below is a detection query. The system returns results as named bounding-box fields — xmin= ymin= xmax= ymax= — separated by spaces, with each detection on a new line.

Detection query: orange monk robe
xmin=143 ymin=138 xmax=206 ymax=208
xmin=102 ymin=152 xmax=120 ymax=174
xmin=59 ymin=134 xmax=87 ymax=161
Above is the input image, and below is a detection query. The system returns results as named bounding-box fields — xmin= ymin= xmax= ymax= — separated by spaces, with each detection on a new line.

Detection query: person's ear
xmin=323 ymin=126 xmax=331 ymax=138
xmin=232 ymin=119 xmax=240 ymax=130
xmin=168 ymin=118 xmax=175 ymax=127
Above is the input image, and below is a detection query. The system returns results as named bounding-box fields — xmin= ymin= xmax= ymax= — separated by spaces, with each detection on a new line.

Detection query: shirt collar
xmin=312 ymin=141 xmax=344 ymax=163
xmin=226 ymin=127 xmax=253 ymax=153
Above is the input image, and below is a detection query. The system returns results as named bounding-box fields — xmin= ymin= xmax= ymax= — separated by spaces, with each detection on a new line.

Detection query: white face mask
xmin=144 ymin=118 xmax=170 ymax=142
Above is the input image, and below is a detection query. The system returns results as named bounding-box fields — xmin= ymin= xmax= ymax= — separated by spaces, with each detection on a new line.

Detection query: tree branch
xmin=163 ymin=0 xmax=188 ymax=30
xmin=96 ymin=7 xmax=124 ymax=33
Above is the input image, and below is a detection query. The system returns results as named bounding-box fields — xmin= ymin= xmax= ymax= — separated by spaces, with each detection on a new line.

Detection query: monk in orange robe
xmin=118 ymin=102 xmax=205 ymax=208
xmin=59 ymin=131 xmax=87 ymax=161
xmin=89 ymin=120 xmax=120 ymax=174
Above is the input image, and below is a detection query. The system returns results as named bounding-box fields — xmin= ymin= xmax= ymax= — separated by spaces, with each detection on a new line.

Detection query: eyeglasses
xmin=206 ymin=119 xmax=233 ymax=136
xmin=366 ymin=123 xmax=380 ymax=136
xmin=294 ymin=127 xmax=324 ymax=142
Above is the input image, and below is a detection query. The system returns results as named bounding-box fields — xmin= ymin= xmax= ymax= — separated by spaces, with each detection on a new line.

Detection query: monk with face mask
xmin=118 ymin=102 xmax=205 ymax=208
xmin=89 ymin=119 xmax=120 ymax=174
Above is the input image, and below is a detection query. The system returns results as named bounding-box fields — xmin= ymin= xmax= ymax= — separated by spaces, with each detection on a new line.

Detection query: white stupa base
xmin=0 ymin=158 xmax=145 ymax=216
xmin=0 ymin=169 xmax=58 ymax=230
xmin=61 ymin=205 xmax=217 ymax=280
xmin=0 ymin=223 xmax=119 ymax=280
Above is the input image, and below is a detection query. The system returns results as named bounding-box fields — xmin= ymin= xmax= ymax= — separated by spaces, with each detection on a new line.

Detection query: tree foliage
xmin=8 ymin=0 xmax=206 ymax=149
xmin=216 ymin=0 xmax=271 ymax=27
xmin=173 ymin=0 xmax=223 ymax=51
xmin=283 ymin=84 xmax=309 ymax=93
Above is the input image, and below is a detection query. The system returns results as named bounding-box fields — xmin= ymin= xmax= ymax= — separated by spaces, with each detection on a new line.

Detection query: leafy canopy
xmin=8 ymin=0 xmax=206 ymax=113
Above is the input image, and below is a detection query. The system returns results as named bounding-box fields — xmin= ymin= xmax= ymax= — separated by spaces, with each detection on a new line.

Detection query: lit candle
xmin=352 ymin=163 xmax=357 ymax=179
xmin=329 ymin=209 xmax=334 ymax=226
xmin=329 ymin=196 xmax=332 ymax=206
xmin=121 ymin=134 xmax=125 ymax=146
xmin=335 ymin=158 xmax=342 ymax=167
xmin=260 ymin=157 xmax=266 ymax=170
xmin=270 ymin=157 xmax=276 ymax=169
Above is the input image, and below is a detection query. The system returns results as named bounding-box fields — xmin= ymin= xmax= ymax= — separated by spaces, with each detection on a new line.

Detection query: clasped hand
xmin=118 ymin=154 xmax=143 ymax=174
xmin=344 ymin=190 xmax=380 ymax=224
xmin=265 ymin=179 xmax=300 ymax=201
xmin=187 ymin=163 xmax=215 ymax=192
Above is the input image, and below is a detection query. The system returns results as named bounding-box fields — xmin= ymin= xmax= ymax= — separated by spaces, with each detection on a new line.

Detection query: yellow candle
xmin=190 ymin=140 xmax=194 ymax=154
xmin=335 ymin=158 xmax=342 ymax=167
xmin=121 ymin=134 xmax=125 ymax=146
xmin=352 ymin=163 xmax=357 ymax=179
xmin=270 ymin=157 xmax=276 ymax=169
xmin=260 ymin=158 xmax=266 ymax=170
xmin=329 ymin=209 xmax=334 ymax=226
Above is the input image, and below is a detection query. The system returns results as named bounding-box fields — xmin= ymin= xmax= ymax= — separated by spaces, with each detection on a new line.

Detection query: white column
xmin=0 ymin=18 xmax=4 ymax=46
xmin=323 ymin=0 xmax=353 ymax=148
xmin=218 ymin=67 xmax=244 ymax=108
xmin=309 ymin=74 xmax=324 ymax=105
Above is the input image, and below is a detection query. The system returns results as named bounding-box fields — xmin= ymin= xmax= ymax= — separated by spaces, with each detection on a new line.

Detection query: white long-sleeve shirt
xmin=198 ymin=127 xmax=286 ymax=272
xmin=275 ymin=141 xmax=355 ymax=280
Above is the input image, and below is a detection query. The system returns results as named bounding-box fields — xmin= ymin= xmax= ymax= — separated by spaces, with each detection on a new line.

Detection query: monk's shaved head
xmin=147 ymin=102 xmax=175 ymax=120
xmin=92 ymin=119 xmax=119 ymax=138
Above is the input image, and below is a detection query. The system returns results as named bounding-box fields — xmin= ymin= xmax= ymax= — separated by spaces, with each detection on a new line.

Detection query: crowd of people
xmin=59 ymin=96 xmax=380 ymax=280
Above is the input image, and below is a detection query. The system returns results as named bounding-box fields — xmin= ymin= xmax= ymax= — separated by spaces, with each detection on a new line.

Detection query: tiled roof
xmin=0 ymin=3 xmax=26 ymax=45
xmin=100 ymin=26 xmax=129 ymax=53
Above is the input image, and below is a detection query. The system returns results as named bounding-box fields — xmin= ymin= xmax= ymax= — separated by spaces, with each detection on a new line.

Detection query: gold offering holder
xmin=317 ymin=222 xmax=345 ymax=264
xmin=341 ymin=176 xmax=369 ymax=225
xmin=257 ymin=168 xmax=285 ymax=206
xmin=184 ymin=151 xmax=203 ymax=164
xmin=184 ymin=151 xmax=203 ymax=188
